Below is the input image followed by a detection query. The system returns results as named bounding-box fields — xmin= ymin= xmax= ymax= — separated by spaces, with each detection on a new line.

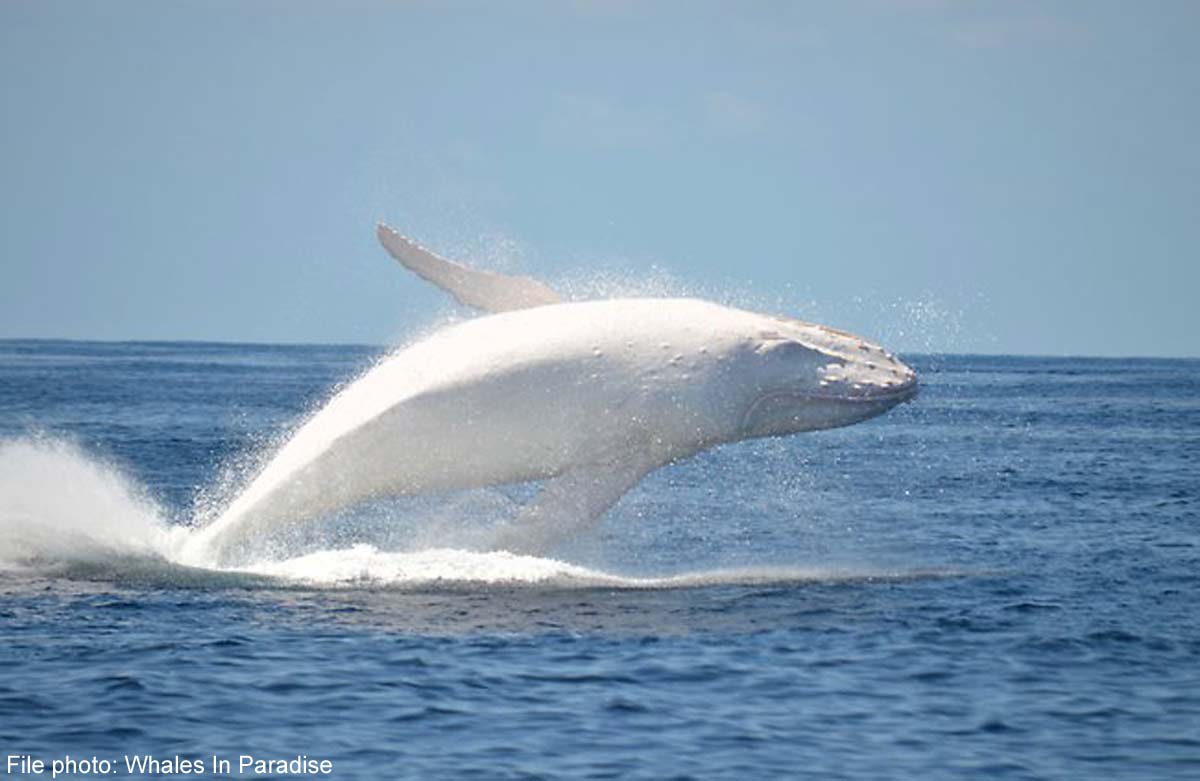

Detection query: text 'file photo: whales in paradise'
xmin=184 ymin=225 xmax=918 ymax=567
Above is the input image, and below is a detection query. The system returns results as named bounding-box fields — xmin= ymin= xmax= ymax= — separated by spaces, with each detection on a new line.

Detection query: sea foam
xmin=0 ymin=435 xmax=936 ymax=590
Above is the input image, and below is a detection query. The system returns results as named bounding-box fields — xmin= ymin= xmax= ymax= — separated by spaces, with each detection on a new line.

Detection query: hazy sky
xmin=2 ymin=1 xmax=1197 ymax=356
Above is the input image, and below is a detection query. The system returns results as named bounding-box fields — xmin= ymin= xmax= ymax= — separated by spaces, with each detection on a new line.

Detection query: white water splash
xmin=241 ymin=544 xmax=921 ymax=589
xmin=0 ymin=436 xmax=933 ymax=590
xmin=0 ymin=437 xmax=186 ymax=569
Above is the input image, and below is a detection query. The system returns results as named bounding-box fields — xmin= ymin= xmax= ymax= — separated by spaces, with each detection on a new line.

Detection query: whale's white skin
xmin=186 ymin=233 xmax=917 ymax=566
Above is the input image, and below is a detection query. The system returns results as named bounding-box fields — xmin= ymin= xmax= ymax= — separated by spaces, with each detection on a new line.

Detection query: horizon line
xmin=0 ymin=336 xmax=1195 ymax=363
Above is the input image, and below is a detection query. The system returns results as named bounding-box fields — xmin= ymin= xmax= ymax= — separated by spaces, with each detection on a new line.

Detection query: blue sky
xmin=2 ymin=1 xmax=1196 ymax=356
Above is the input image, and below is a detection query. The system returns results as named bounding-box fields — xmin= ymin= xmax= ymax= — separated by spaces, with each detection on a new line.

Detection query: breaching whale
xmin=185 ymin=226 xmax=918 ymax=565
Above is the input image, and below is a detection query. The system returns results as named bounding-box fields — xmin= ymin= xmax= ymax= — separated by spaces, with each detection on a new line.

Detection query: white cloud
xmin=540 ymin=94 xmax=671 ymax=150
xmin=863 ymin=0 xmax=1093 ymax=49
xmin=946 ymin=15 xmax=1091 ymax=49
xmin=704 ymin=91 xmax=768 ymax=135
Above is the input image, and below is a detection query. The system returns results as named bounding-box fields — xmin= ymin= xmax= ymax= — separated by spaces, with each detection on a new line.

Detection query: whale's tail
xmin=377 ymin=224 xmax=563 ymax=313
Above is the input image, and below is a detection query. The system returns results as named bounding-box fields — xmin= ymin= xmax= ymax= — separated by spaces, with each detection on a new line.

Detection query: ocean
xmin=0 ymin=339 xmax=1196 ymax=779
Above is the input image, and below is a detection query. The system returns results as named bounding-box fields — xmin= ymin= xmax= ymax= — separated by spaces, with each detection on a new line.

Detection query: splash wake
xmin=0 ymin=436 xmax=940 ymax=590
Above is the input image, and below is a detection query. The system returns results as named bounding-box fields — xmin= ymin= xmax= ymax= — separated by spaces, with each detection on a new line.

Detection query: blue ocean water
xmin=0 ymin=339 xmax=1197 ymax=779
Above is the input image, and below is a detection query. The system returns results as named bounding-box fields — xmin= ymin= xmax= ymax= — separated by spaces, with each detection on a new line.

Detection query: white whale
xmin=185 ymin=226 xmax=917 ymax=565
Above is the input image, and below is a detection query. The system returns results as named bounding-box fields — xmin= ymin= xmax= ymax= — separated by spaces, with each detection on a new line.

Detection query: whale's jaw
xmin=736 ymin=315 xmax=919 ymax=439
xmin=740 ymin=378 xmax=918 ymax=439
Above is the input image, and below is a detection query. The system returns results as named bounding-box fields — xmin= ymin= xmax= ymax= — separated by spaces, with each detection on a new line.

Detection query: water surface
xmin=1 ymin=341 xmax=1197 ymax=779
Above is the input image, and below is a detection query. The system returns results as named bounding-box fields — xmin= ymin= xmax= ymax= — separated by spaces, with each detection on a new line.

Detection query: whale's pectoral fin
xmin=377 ymin=224 xmax=564 ymax=313
xmin=490 ymin=460 xmax=655 ymax=555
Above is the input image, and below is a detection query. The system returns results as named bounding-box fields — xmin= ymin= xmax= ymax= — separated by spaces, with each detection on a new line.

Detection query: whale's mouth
xmin=739 ymin=378 xmax=918 ymax=437
xmin=835 ymin=380 xmax=920 ymax=405
xmin=773 ymin=378 xmax=919 ymax=406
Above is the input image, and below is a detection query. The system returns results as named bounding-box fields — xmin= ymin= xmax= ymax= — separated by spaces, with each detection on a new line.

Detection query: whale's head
xmin=737 ymin=315 xmax=918 ymax=439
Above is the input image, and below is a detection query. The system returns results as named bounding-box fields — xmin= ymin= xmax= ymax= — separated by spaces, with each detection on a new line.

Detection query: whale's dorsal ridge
xmin=377 ymin=223 xmax=564 ymax=313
